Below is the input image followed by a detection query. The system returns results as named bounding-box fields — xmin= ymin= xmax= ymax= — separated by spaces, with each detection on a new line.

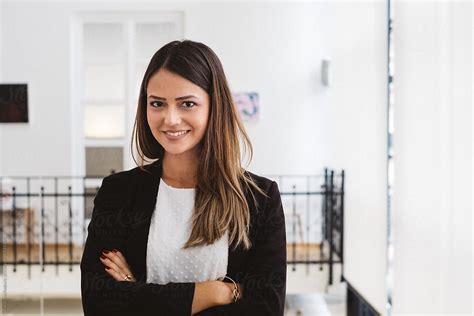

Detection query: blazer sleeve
xmin=196 ymin=180 xmax=287 ymax=316
xmin=80 ymin=175 xmax=196 ymax=316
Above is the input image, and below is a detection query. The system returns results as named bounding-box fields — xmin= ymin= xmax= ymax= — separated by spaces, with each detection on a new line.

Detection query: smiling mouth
xmin=163 ymin=130 xmax=190 ymax=136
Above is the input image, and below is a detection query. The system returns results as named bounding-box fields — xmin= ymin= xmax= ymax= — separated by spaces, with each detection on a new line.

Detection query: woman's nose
xmin=164 ymin=106 xmax=182 ymax=125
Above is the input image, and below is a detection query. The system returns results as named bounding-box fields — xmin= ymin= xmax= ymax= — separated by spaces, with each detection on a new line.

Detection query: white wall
xmin=393 ymin=1 xmax=472 ymax=314
xmin=322 ymin=2 xmax=388 ymax=314
xmin=1 ymin=2 xmax=73 ymax=176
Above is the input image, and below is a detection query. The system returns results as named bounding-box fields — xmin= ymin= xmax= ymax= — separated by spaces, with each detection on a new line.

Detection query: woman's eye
xmin=150 ymin=101 xmax=163 ymax=108
xmin=183 ymin=101 xmax=196 ymax=108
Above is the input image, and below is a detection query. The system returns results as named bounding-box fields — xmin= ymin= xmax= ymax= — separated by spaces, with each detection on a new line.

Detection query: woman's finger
xmin=111 ymin=250 xmax=130 ymax=270
xmin=100 ymin=250 xmax=135 ymax=282
xmin=111 ymin=250 xmax=136 ymax=281
xmin=100 ymin=255 xmax=126 ymax=279
xmin=104 ymin=265 xmax=126 ymax=281
xmin=102 ymin=251 xmax=133 ymax=277
xmin=104 ymin=264 xmax=135 ymax=282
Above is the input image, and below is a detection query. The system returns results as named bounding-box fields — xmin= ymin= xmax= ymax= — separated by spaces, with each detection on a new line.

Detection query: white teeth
xmin=166 ymin=130 xmax=189 ymax=136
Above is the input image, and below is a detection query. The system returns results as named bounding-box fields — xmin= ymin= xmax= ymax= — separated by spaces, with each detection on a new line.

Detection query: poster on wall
xmin=0 ymin=84 xmax=29 ymax=123
xmin=233 ymin=92 xmax=259 ymax=122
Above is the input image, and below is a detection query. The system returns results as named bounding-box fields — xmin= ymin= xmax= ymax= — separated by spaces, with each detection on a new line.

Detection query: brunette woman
xmin=81 ymin=39 xmax=287 ymax=315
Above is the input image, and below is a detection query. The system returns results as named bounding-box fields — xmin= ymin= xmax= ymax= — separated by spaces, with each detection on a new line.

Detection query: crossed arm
xmin=98 ymin=248 xmax=242 ymax=314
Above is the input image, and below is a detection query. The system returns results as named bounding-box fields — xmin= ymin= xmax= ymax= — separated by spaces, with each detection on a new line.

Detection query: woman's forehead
xmin=146 ymin=71 xmax=208 ymax=101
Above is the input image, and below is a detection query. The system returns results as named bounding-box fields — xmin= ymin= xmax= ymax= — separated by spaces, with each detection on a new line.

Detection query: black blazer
xmin=81 ymin=159 xmax=287 ymax=315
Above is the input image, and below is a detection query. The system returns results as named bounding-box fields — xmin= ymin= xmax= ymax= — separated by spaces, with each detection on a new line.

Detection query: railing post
xmin=328 ymin=170 xmax=335 ymax=286
xmin=12 ymin=186 xmax=17 ymax=272
xmin=40 ymin=186 xmax=45 ymax=272
xmin=27 ymin=178 xmax=31 ymax=278
xmin=291 ymin=184 xmax=296 ymax=272
xmin=68 ymin=186 xmax=73 ymax=272
xmin=340 ymin=170 xmax=345 ymax=282
xmin=83 ymin=176 xmax=87 ymax=248
xmin=55 ymin=177 xmax=59 ymax=275
xmin=320 ymin=168 xmax=328 ymax=272
xmin=305 ymin=176 xmax=310 ymax=274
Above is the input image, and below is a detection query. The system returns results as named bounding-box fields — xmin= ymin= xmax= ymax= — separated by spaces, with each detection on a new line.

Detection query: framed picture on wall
xmin=0 ymin=84 xmax=29 ymax=123
xmin=233 ymin=91 xmax=259 ymax=122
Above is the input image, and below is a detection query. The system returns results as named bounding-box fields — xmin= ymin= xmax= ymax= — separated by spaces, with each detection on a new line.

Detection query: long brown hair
xmin=131 ymin=40 xmax=267 ymax=250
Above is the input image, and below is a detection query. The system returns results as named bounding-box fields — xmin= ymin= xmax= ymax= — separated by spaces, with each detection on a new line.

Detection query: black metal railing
xmin=0 ymin=176 xmax=101 ymax=276
xmin=323 ymin=168 xmax=345 ymax=285
xmin=267 ymin=168 xmax=345 ymax=286
xmin=0 ymin=168 xmax=344 ymax=286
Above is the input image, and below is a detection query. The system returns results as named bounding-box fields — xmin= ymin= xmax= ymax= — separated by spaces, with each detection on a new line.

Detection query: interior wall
xmin=392 ymin=1 xmax=472 ymax=314
xmin=321 ymin=2 xmax=388 ymax=314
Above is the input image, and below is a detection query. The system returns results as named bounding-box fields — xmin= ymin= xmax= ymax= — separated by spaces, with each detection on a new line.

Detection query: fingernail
xmin=112 ymin=249 xmax=118 ymax=253
xmin=105 ymin=266 xmax=111 ymax=270
xmin=102 ymin=249 xmax=110 ymax=254
xmin=100 ymin=255 xmax=106 ymax=260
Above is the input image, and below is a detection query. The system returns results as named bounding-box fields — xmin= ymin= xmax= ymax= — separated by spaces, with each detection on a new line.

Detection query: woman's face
xmin=146 ymin=68 xmax=210 ymax=158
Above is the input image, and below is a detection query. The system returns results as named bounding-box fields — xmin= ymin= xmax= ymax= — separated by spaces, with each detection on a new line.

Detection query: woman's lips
xmin=162 ymin=130 xmax=191 ymax=141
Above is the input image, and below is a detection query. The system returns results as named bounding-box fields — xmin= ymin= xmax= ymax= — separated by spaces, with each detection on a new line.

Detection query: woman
xmin=81 ymin=40 xmax=287 ymax=316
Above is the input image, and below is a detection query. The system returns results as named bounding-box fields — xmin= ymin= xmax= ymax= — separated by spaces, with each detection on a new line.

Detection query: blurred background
xmin=0 ymin=0 xmax=471 ymax=315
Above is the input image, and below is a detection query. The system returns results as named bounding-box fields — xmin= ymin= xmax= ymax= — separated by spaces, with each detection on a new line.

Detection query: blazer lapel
xmin=125 ymin=160 xmax=163 ymax=281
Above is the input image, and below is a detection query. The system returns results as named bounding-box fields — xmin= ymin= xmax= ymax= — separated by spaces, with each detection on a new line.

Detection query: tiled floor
xmin=1 ymin=298 xmax=83 ymax=315
xmin=285 ymin=263 xmax=346 ymax=316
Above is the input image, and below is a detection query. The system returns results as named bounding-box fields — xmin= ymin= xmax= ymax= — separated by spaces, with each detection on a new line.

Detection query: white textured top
xmin=146 ymin=177 xmax=229 ymax=284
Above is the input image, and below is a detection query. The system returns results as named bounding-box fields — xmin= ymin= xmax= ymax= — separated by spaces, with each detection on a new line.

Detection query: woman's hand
xmin=100 ymin=249 xmax=136 ymax=282
xmin=218 ymin=281 xmax=244 ymax=305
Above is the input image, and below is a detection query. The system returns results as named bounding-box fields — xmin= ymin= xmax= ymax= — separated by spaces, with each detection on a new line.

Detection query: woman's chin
xmin=162 ymin=146 xmax=197 ymax=157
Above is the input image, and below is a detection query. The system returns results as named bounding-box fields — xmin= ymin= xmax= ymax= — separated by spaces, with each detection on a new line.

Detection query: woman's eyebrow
xmin=148 ymin=94 xmax=198 ymax=101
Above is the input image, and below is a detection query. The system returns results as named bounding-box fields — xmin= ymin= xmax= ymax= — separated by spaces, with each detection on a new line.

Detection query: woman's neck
xmin=162 ymin=152 xmax=198 ymax=188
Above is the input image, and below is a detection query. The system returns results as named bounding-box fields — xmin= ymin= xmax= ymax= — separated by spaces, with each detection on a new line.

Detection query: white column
xmin=392 ymin=1 xmax=472 ymax=314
